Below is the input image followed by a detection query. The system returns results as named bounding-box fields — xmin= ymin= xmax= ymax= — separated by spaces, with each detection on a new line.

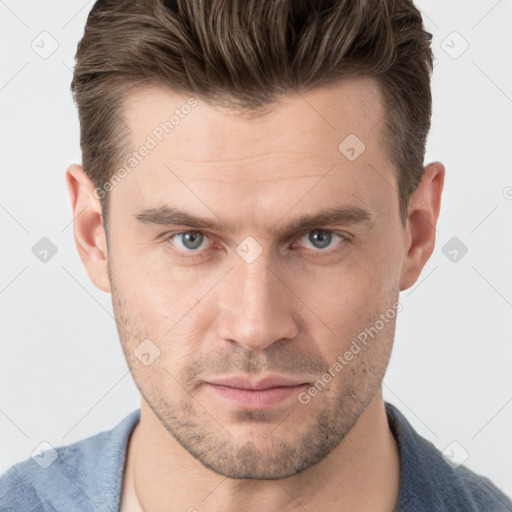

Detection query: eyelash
xmin=163 ymin=229 xmax=350 ymax=260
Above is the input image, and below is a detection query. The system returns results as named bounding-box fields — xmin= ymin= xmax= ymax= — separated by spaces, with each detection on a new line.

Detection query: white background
xmin=1 ymin=0 xmax=511 ymax=499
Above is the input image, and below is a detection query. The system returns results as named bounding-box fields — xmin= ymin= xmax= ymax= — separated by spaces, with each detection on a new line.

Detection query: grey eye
xmin=308 ymin=230 xmax=333 ymax=249
xmin=174 ymin=231 xmax=206 ymax=251
xmin=298 ymin=230 xmax=344 ymax=251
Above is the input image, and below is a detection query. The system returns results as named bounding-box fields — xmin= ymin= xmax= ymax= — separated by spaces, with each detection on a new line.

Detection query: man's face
xmin=107 ymin=77 xmax=406 ymax=479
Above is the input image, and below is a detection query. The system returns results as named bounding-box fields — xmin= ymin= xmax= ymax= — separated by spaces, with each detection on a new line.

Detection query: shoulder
xmin=385 ymin=402 xmax=512 ymax=511
xmin=448 ymin=464 xmax=512 ymax=511
xmin=0 ymin=409 xmax=140 ymax=512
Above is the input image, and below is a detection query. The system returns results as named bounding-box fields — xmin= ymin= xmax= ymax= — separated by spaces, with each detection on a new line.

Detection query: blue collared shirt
xmin=1 ymin=402 xmax=511 ymax=511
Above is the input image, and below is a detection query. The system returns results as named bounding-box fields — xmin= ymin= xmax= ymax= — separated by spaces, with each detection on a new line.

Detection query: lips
xmin=207 ymin=375 xmax=308 ymax=391
xmin=205 ymin=376 xmax=310 ymax=408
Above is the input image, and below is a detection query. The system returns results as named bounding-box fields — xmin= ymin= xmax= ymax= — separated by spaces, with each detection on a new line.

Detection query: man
xmin=1 ymin=0 xmax=510 ymax=510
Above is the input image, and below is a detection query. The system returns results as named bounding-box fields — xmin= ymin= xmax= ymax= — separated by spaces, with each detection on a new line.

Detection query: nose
xmin=215 ymin=250 xmax=299 ymax=352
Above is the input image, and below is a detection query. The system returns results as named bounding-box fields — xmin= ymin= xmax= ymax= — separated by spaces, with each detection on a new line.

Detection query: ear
xmin=399 ymin=162 xmax=445 ymax=291
xmin=65 ymin=164 xmax=111 ymax=293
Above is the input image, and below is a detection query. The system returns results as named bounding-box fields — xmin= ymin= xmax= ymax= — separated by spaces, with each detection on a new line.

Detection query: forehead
xmin=112 ymin=77 xmax=396 ymax=228
xmin=122 ymin=76 xmax=386 ymax=164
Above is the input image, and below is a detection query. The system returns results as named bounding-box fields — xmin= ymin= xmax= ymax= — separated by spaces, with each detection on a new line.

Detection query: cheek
xmin=121 ymin=274 xmax=217 ymax=370
xmin=122 ymin=264 xmax=208 ymax=324
xmin=110 ymin=256 xmax=201 ymax=355
xmin=298 ymin=247 xmax=400 ymax=354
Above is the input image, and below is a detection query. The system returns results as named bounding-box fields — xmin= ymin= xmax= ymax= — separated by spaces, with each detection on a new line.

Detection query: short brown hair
xmin=71 ymin=0 xmax=433 ymax=236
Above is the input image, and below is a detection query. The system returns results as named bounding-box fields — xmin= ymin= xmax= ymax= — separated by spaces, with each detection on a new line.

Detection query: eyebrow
xmin=134 ymin=205 xmax=373 ymax=235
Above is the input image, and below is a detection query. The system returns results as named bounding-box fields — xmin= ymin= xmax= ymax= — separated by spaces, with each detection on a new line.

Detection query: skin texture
xmin=66 ymin=76 xmax=444 ymax=512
